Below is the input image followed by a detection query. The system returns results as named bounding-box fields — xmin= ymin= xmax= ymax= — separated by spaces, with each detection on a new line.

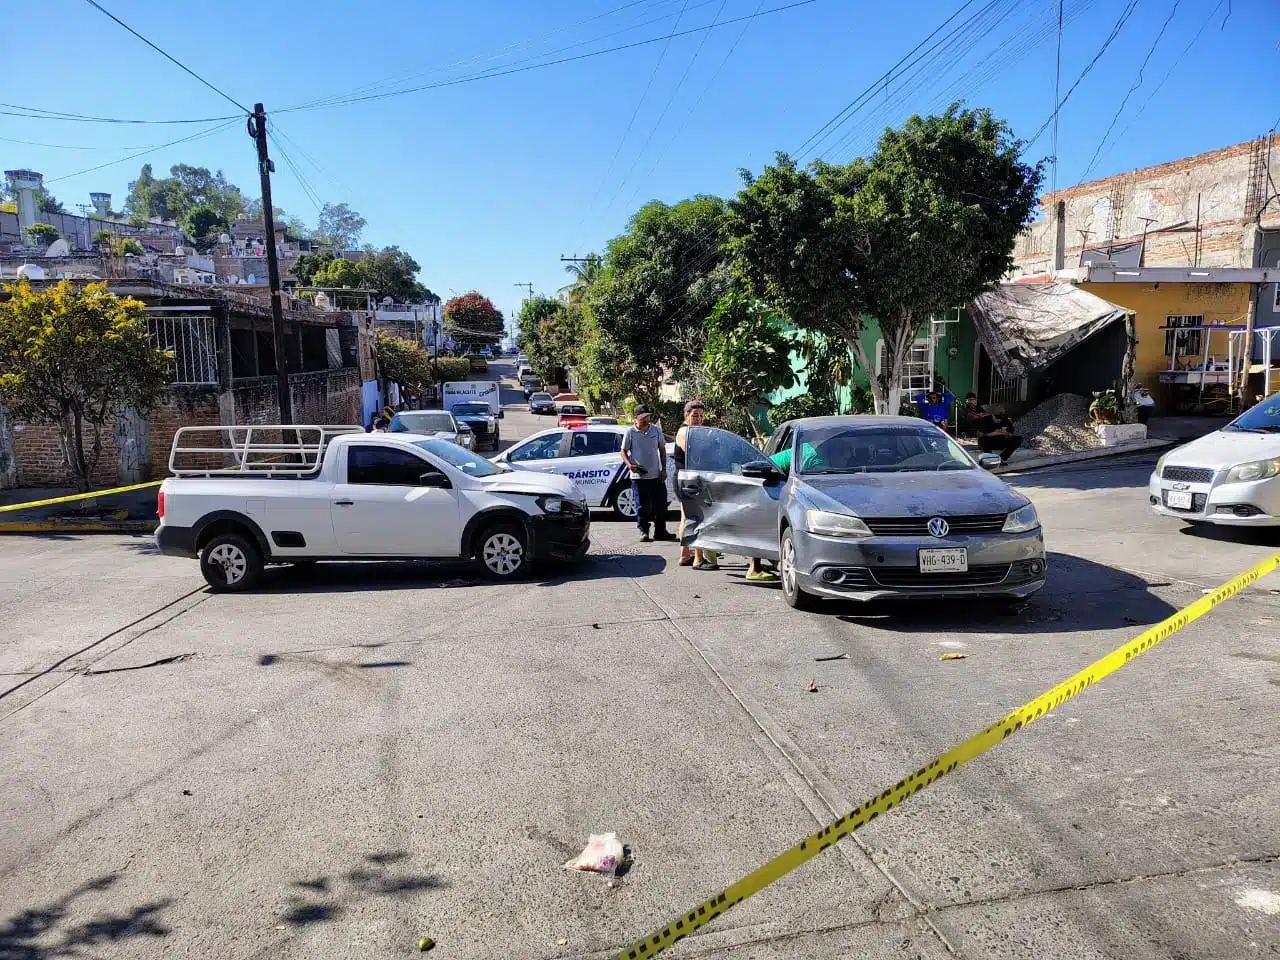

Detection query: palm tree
xmin=559 ymin=253 xmax=602 ymax=303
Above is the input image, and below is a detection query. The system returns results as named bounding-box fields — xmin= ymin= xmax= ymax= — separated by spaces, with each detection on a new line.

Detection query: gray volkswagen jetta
xmin=678 ymin=417 xmax=1047 ymax=610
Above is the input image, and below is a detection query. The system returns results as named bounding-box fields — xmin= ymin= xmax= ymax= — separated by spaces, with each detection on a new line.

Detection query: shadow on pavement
xmin=280 ymin=851 xmax=446 ymax=928
xmin=1007 ymin=454 xmax=1159 ymax=491
xmin=832 ymin=552 xmax=1179 ymax=635
xmin=245 ymin=553 xmax=665 ymax=594
xmin=0 ymin=873 xmax=171 ymax=959
xmin=1176 ymin=523 xmax=1280 ymax=548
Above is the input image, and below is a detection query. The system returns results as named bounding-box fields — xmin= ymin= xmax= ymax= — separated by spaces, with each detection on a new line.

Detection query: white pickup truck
xmin=156 ymin=425 xmax=590 ymax=592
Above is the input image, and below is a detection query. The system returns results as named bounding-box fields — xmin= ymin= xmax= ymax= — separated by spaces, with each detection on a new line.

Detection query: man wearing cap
xmin=621 ymin=404 xmax=674 ymax=543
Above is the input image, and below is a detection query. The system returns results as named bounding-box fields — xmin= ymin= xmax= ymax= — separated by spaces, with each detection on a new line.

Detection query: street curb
xmin=993 ymin=438 xmax=1175 ymax=476
xmin=0 ymin=520 xmax=157 ymax=535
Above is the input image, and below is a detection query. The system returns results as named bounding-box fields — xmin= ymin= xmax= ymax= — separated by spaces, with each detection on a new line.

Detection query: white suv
xmin=493 ymin=424 xmax=675 ymax=519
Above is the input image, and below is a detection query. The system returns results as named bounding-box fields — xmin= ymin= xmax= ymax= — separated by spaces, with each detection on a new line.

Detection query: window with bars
xmin=1164 ymin=315 xmax=1203 ymax=358
xmin=876 ymin=338 xmax=933 ymax=392
xmin=147 ymin=315 xmax=218 ymax=385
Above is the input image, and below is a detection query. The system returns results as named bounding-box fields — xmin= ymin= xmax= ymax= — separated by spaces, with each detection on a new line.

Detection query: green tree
xmin=183 ymin=203 xmax=228 ymax=252
xmin=291 ymin=250 xmax=336 ymax=285
xmin=36 ymin=188 xmax=64 ymax=215
xmin=284 ymin=216 xmax=310 ymax=239
xmin=0 ymin=280 xmax=172 ymax=491
xmin=361 ymin=246 xmax=427 ymax=303
xmin=315 ymin=202 xmax=366 ymax=251
xmin=125 ymin=163 xmax=244 ymax=223
xmin=695 ymin=290 xmax=796 ymax=440
xmin=589 ymin=197 xmax=732 ymax=398
xmin=516 ymin=295 xmax=561 ymax=375
xmin=559 ymin=253 xmax=602 ymax=303
xmin=25 ymin=223 xmax=60 ymax=247
xmin=728 ymin=106 xmax=1040 ymax=413
xmin=109 ymin=236 xmax=145 ymax=257
xmin=374 ymin=330 xmax=436 ymax=396
xmin=443 ymin=292 xmax=503 ymax=348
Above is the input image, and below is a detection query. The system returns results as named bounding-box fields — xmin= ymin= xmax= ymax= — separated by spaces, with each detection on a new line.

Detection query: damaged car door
xmin=678 ymin=425 xmax=782 ymax=562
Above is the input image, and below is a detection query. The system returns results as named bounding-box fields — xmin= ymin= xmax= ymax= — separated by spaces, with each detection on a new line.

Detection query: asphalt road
xmin=2 ymin=376 xmax=1278 ymax=959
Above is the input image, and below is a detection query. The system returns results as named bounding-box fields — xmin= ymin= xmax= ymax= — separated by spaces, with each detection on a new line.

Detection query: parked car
xmin=493 ymin=424 xmax=676 ymax=520
xmin=1148 ymin=391 xmax=1280 ymax=527
xmin=678 ymin=417 xmax=1046 ymax=610
xmin=450 ymin=400 xmax=503 ymax=451
xmin=521 ymin=376 xmax=544 ymax=398
xmin=156 ymin=427 xmax=589 ymax=591
xmin=558 ymin=403 xmax=589 ymax=427
xmin=517 ymin=354 xmax=529 ymax=366
xmin=529 ymin=392 xmax=556 ymax=414
xmin=478 ymin=346 xmax=492 ymax=359
xmin=588 ymin=416 xmax=619 ymax=425
xmin=388 ymin=409 xmax=474 ymax=449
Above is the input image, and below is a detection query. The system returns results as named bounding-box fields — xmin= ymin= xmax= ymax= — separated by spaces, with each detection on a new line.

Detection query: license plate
xmin=919 ymin=547 xmax=968 ymax=573
xmin=1165 ymin=490 xmax=1194 ymax=510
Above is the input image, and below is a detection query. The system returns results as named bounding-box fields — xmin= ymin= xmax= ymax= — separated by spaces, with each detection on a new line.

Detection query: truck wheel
xmin=613 ymin=486 xmax=637 ymax=520
xmin=779 ymin=528 xmax=818 ymax=611
xmin=200 ymin=532 xmax=264 ymax=592
xmin=475 ymin=522 xmax=528 ymax=580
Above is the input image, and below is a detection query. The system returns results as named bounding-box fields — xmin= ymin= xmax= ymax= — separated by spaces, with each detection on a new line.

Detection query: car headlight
xmin=804 ymin=509 xmax=872 ymax=538
xmin=1223 ymin=457 xmax=1280 ymax=484
xmin=1154 ymin=453 xmax=1167 ymax=477
xmin=1002 ymin=502 xmax=1040 ymax=533
xmin=537 ymin=495 xmax=565 ymax=514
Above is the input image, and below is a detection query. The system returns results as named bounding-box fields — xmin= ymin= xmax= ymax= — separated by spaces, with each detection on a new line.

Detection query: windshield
xmin=561 ymin=405 xmax=587 ymax=415
xmin=452 ymin=402 xmax=492 ymax=416
xmin=412 ymin=439 xmax=500 ymax=476
xmin=1224 ymin=392 xmax=1280 ymax=433
xmin=794 ymin=424 xmax=976 ymax=474
xmin=531 ymin=393 xmax=552 ymax=402
xmin=391 ymin=412 xmax=454 ymax=433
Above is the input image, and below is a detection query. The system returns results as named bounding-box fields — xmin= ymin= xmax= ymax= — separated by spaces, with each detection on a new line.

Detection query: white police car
xmin=492 ymin=424 xmax=675 ymax=519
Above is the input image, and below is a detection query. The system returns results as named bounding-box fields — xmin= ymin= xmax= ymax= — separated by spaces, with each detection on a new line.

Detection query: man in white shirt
xmin=620 ymin=404 xmax=674 ymax=543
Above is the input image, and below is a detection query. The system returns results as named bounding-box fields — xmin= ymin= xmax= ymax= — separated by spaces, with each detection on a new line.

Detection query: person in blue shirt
xmin=914 ymin=389 xmax=954 ymax=431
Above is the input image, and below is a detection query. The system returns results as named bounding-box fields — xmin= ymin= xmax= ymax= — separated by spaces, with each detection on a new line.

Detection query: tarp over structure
xmin=967 ymin=282 xmax=1129 ymax=379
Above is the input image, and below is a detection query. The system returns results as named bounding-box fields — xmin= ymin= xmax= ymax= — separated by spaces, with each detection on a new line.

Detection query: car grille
xmin=862 ymin=514 xmax=1007 ymax=536
xmin=820 ymin=564 xmax=1018 ymax=588
xmin=467 ymin=423 xmax=490 ymax=437
xmin=1162 ymin=490 xmax=1207 ymax=513
xmin=1161 ymin=465 xmax=1213 ymax=484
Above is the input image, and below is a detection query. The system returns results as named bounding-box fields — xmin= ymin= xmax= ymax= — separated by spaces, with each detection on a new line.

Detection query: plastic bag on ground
xmin=564 ymin=833 xmax=624 ymax=874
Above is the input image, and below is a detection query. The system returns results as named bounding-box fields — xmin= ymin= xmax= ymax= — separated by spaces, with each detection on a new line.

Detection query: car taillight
xmin=157 ymin=489 xmax=165 ymax=519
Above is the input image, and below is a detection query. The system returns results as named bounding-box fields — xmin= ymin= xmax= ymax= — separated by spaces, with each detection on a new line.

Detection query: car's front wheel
xmin=613 ymin=485 xmax=637 ymax=520
xmin=475 ymin=522 xmax=529 ymax=580
xmin=200 ymin=532 xmax=264 ymax=592
xmin=779 ymin=528 xmax=818 ymax=611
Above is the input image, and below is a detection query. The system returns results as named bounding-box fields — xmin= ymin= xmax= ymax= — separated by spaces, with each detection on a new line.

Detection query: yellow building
xmin=1080 ymin=271 xmax=1254 ymax=410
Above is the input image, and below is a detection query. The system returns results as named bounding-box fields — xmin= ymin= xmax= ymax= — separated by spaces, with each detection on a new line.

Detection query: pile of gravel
xmin=1012 ymin=393 xmax=1101 ymax=457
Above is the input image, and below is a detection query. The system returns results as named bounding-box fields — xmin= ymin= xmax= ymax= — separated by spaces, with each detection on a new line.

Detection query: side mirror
xmin=978 ymin=453 xmax=1002 ymax=470
xmin=419 ymin=472 xmax=450 ymax=488
xmin=742 ymin=459 xmax=783 ymax=482
xmin=496 ymin=410 xmax=504 ymax=419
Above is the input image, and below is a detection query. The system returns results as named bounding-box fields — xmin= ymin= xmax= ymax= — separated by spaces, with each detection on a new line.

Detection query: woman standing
xmin=673 ymin=399 xmax=719 ymax=570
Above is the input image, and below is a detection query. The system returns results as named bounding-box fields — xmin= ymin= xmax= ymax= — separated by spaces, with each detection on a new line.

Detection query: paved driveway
xmin=1 ymin=452 xmax=1277 ymax=959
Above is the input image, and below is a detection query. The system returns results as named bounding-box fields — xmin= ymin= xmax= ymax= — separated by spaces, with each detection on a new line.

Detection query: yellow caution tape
xmin=614 ymin=550 xmax=1280 ymax=960
xmin=0 ymin=480 xmax=162 ymax=514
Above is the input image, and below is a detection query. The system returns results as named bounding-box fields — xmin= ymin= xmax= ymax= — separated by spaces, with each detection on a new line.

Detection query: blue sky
xmin=3 ymin=0 xmax=1276 ymax=325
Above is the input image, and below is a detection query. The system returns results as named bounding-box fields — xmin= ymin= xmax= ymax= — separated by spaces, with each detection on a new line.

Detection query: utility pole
xmin=1137 ymin=217 xmax=1157 ymax=268
xmin=248 ymin=103 xmax=292 ymax=424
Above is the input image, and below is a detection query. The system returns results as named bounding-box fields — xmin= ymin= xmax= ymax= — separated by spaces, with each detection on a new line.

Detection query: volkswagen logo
xmin=927 ymin=517 xmax=950 ymax=538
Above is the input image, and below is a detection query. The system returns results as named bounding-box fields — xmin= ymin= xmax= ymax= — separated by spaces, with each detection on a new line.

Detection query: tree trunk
xmin=863 ymin=313 xmax=917 ymax=415
xmin=1120 ymin=311 xmax=1138 ymax=424
xmin=58 ymin=409 xmax=91 ymax=493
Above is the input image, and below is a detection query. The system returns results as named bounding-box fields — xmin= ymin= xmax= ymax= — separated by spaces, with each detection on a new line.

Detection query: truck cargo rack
xmin=169 ymin=425 xmax=363 ymax=478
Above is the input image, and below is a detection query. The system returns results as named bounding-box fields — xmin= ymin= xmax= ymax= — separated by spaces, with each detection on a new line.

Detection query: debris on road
xmin=564 ymin=832 xmax=624 ymax=874
xmin=805 ymin=679 xmax=819 ymax=693
xmin=814 ymin=652 xmax=848 ymax=662
xmin=417 ymin=937 xmax=435 ymax=952
xmin=557 ymin=938 xmax=569 ymax=946
xmin=939 ymin=652 xmax=968 ymax=661
xmin=85 ymin=652 xmax=196 ymax=675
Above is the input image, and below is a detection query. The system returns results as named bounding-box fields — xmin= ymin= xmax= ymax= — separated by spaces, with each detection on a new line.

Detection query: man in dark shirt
xmin=961 ymin=393 xmax=1022 ymax=463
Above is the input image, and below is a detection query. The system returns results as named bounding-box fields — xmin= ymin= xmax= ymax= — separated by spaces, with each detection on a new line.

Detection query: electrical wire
xmin=1024 ymin=0 xmax=1142 ymax=149
xmin=274 ymin=0 xmax=820 ymax=116
xmin=80 ymin=0 xmax=251 ymax=115
xmin=0 ymin=102 xmax=238 ymax=124
xmin=43 ymin=119 xmax=240 ymax=184
xmin=267 ymin=126 xmax=325 ymax=216
xmin=1078 ymin=0 xmax=1181 ymax=183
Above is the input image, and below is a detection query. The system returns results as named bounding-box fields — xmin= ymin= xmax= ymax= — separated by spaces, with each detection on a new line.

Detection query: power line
xmin=0 ymin=102 xmax=238 ymax=124
xmin=792 ymin=0 xmax=982 ymax=158
xmin=1078 ymin=0 xmax=1181 ymax=183
xmin=580 ymin=0 xmax=695 ymax=223
xmin=1024 ymin=0 xmax=1142 ymax=149
xmin=275 ymin=0 xmax=821 ymax=116
xmin=80 ymin=0 xmax=251 ymax=115
xmin=44 ymin=119 xmax=240 ymax=185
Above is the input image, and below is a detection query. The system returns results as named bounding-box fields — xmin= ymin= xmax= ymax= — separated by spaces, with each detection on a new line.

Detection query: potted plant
xmin=1089 ymin=389 xmax=1120 ymax=424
